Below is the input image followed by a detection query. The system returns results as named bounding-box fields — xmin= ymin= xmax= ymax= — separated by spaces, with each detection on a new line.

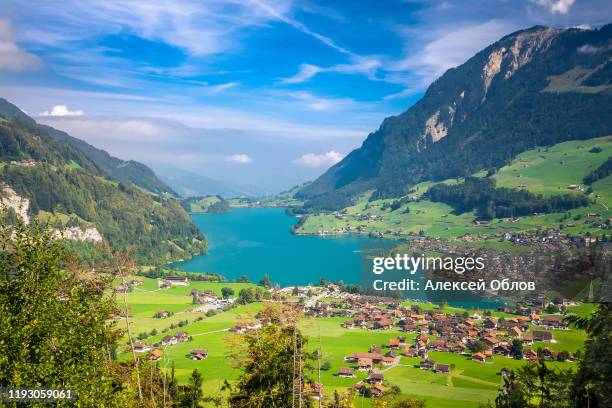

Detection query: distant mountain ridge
xmin=0 ymin=98 xmax=176 ymax=196
xmin=298 ymin=24 xmax=612 ymax=210
xmin=156 ymin=165 xmax=262 ymax=198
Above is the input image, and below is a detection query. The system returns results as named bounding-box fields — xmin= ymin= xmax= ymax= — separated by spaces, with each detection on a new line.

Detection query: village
xmin=115 ymin=275 xmax=585 ymax=400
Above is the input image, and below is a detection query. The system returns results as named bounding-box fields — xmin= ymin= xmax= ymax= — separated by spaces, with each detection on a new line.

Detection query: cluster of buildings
xmin=303 ymin=295 xmax=571 ymax=366
xmin=161 ymin=331 xmax=190 ymax=346
xmin=159 ymin=276 xmax=189 ymax=288
xmin=10 ymin=159 xmax=37 ymax=166
xmin=113 ymin=278 xmax=144 ymax=293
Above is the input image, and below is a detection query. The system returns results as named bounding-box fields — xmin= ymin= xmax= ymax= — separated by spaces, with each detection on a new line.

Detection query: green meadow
xmin=296 ymin=137 xmax=612 ymax=245
xmin=115 ymin=277 xmax=592 ymax=407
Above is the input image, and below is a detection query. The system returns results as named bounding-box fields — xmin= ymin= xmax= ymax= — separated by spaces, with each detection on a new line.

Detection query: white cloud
xmin=226 ymin=154 xmax=252 ymax=164
xmin=294 ymin=150 xmax=344 ymax=168
xmin=6 ymin=0 xmax=294 ymax=57
xmin=0 ymin=19 xmax=42 ymax=71
xmin=387 ymin=19 xmax=518 ymax=92
xmin=201 ymin=82 xmax=239 ymax=94
xmin=117 ymin=120 xmax=159 ymax=136
xmin=281 ymin=64 xmax=322 ymax=84
xmin=284 ymin=91 xmax=357 ymax=111
xmin=39 ymin=104 xmax=84 ymax=116
xmin=530 ymin=0 xmax=576 ymax=15
xmin=577 ymin=43 xmax=610 ymax=54
xmin=281 ymin=57 xmax=381 ymax=84
xmin=246 ymin=0 xmax=353 ymax=56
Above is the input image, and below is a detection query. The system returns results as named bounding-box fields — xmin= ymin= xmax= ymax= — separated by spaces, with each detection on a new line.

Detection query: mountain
xmin=0 ymin=105 xmax=206 ymax=263
xmin=297 ymin=24 xmax=612 ymax=210
xmin=0 ymin=98 xmax=176 ymax=196
xmin=155 ymin=165 xmax=262 ymax=198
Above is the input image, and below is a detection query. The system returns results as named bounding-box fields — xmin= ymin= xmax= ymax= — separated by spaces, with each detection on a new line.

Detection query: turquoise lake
xmin=172 ymin=207 xmax=503 ymax=308
xmin=172 ymin=207 xmax=393 ymax=286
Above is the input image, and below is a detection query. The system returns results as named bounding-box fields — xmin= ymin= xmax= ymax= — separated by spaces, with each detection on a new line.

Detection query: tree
xmin=495 ymin=358 xmax=572 ymax=408
xmin=391 ymin=396 xmax=426 ymax=407
xmin=325 ymin=390 xmax=355 ymax=408
xmin=373 ymin=396 xmax=426 ymax=408
xmin=468 ymin=340 xmax=488 ymax=353
xmin=221 ymin=287 xmax=235 ymax=299
xmin=565 ymin=303 xmax=612 ymax=408
xmin=557 ymin=350 xmax=569 ymax=362
xmin=228 ymin=324 xmax=313 ymax=407
xmin=177 ymin=369 xmax=204 ymax=408
xmin=258 ymin=274 xmax=272 ymax=288
xmin=237 ymin=288 xmax=255 ymax=304
xmin=0 ymin=219 xmax=130 ymax=406
xmin=511 ymin=339 xmax=523 ymax=360
xmin=237 ymin=275 xmax=251 ymax=283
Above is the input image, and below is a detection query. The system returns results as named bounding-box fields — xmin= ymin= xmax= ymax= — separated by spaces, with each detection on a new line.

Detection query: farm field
xmin=295 ymin=137 xmax=612 ymax=245
xmin=115 ymin=277 xmax=592 ymax=407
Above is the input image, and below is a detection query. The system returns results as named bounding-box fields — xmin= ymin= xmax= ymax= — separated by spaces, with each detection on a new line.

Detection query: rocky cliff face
xmin=298 ymin=24 xmax=612 ymax=210
xmin=1 ymin=184 xmax=103 ymax=242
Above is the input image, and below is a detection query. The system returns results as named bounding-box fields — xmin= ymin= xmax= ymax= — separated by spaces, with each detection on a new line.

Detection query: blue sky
xmin=1 ymin=0 xmax=611 ymax=192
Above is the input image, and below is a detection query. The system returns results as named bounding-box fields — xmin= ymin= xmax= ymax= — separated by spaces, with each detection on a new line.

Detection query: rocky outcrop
xmin=53 ymin=226 xmax=103 ymax=242
xmin=423 ymin=110 xmax=449 ymax=143
xmin=1 ymin=183 xmax=102 ymax=242
xmin=481 ymin=28 xmax=558 ymax=100
xmin=0 ymin=185 xmax=30 ymax=224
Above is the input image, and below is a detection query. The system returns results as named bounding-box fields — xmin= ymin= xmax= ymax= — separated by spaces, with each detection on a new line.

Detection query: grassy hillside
xmin=181 ymin=195 xmax=230 ymax=213
xmin=491 ymin=136 xmax=612 ymax=195
xmin=295 ymin=137 xmax=611 ymax=243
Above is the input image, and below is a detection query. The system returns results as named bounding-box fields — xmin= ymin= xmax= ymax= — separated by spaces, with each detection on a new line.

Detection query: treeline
xmin=583 ymin=157 xmax=612 ymax=185
xmin=0 ymin=117 xmax=99 ymax=174
xmin=139 ymin=267 xmax=225 ymax=282
xmin=208 ymin=199 xmax=230 ymax=213
xmin=427 ymin=177 xmax=590 ymax=220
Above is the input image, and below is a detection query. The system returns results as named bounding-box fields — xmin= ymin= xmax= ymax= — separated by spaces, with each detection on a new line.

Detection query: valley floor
xmin=114 ymin=276 xmax=593 ymax=408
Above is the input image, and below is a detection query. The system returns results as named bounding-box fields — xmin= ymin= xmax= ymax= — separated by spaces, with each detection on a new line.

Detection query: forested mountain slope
xmin=0 ymin=98 xmax=176 ymax=196
xmin=298 ymin=24 xmax=612 ymax=210
xmin=0 ymin=113 xmax=205 ymax=263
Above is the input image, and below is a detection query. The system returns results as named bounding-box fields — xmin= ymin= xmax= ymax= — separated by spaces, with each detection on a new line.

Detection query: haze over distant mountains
xmin=0 ymin=97 xmax=258 ymax=198
xmin=298 ymin=24 xmax=612 ymax=210
xmin=154 ymin=165 xmax=262 ymax=198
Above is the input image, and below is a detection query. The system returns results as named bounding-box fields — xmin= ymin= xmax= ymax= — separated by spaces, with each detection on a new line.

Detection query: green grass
xmin=187 ymin=196 xmax=223 ymax=213
xmin=296 ymin=136 xmax=612 ymax=247
xmin=115 ymin=278 xmax=587 ymax=407
xmin=566 ymin=303 xmax=598 ymax=318
xmin=64 ymin=160 xmax=82 ymax=169
xmin=493 ymin=136 xmax=612 ymax=197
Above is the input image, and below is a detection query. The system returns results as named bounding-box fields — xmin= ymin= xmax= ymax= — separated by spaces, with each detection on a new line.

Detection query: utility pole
xmin=317 ymin=324 xmax=322 ymax=408
xmin=291 ymin=307 xmax=303 ymax=408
